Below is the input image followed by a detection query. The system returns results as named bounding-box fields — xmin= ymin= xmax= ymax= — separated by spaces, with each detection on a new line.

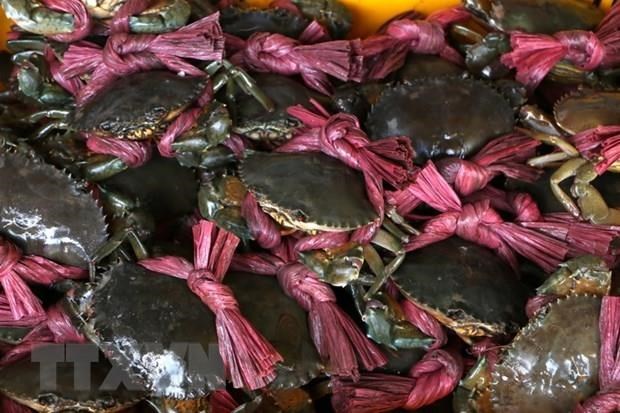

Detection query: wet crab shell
xmin=219 ymin=7 xmax=310 ymax=39
xmin=397 ymin=55 xmax=465 ymax=84
xmin=554 ymin=89 xmax=620 ymax=135
xmin=73 ymin=71 xmax=207 ymax=140
xmin=67 ymin=262 xmax=322 ymax=399
xmin=490 ymin=295 xmax=600 ymax=412
xmin=366 ymin=77 xmax=515 ymax=164
xmin=232 ymin=74 xmax=323 ymax=144
xmin=239 ymin=151 xmax=378 ymax=233
xmin=391 ymin=238 xmax=529 ymax=340
xmin=100 ymin=154 xmax=198 ymax=222
xmin=465 ymin=0 xmax=604 ymax=34
xmin=0 ymin=347 xmax=145 ymax=412
xmin=0 ymin=150 xmax=107 ymax=268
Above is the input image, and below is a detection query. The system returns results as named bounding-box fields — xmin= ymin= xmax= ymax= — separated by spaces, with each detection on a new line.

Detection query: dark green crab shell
xmin=73 ymin=71 xmax=207 ymax=140
xmin=101 ymin=154 xmax=198 ymax=222
xmin=490 ymin=295 xmax=601 ymax=412
xmin=366 ymin=77 xmax=515 ymax=164
xmin=554 ymin=90 xmax=620 ymax=135
xmin=219 ymin=7 xmax=310 ymax=39
xmin=0 ymin=150 xmax=107 ymax=268
xmin=232 ymin=74 xmax=323 ymax=144
xmin=239 ymin=151 xmax=377 ymax=232
xmin=67 ymin=262 xmax=322 ymax=399
xmin=391 ymin=238 xmax=529 ymax=339
xmin=0 ymin=347 xmax=145 ymax=412
xmin=465 ymin=0 xmax=604 ymax=34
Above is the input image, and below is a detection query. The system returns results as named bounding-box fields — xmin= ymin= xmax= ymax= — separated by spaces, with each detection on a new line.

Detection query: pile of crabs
xmin=3 ymin=0 xmax=620 ymax=410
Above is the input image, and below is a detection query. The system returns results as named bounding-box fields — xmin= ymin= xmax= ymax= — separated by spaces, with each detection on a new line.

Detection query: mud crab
xmin=29 ymin=67 xmax=265 ymax=180
xmin=388 ymin=237 xmax=529 ymax=342
xmin=219 ymin=0 xmax=352 ymax=39
xmin=523 ymin=89 xmax=620 ymax=224
xmin=0 ymin=345 xmax=145 ymax=412
xmin=0 ymin=141 xmax=107 ymax=270
xmin=453 ymin=0 xmax=605 ymax=80
xmin=90 ymin=154 xmax=198 ymax=264
xmin=202 ymin=150 xmax=405 ymax=286
xmin=366 ymin=76 xmax=518 ymax=164
xmin=454 ymin=255 xmax=611 ymax=413
xmin=65 ymin=261 xmax=323 ymax=399
xmin=230 ymin=74 xmax=322 ymax=146
xmin=1 ymin=0 xmax=192 ymax=36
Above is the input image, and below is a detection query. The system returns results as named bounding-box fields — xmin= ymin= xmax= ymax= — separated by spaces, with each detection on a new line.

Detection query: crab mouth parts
xmin=233 ymin=119 xmax=301 ymax=142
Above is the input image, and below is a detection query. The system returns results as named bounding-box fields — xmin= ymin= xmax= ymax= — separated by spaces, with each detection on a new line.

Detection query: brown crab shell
xmin=366 ymin=77 xmax=515 ymax=164
xmin=554 ymin=90 xmax=620 ymax=135
xmin=239 ymin=151 xmax=378 ymax=233
xmin=0 ymin=150 xmax=107 ymax=268
xmin=466 ymin=0 xmax=603 ymax=34
xmin=490 ymin=295 xmax=601 ymax=412
xmin=73 ymin=71 xmax=207 ymax=140
xmin=391 ymin=238 xmax=529 ymax=340
xmin=67 ymin=262 xmax=322 ymax=399
xmin=232 ymin=74 xmax=323 ymax=144
xmin=0 ymin=346 xmax=145 ymax=412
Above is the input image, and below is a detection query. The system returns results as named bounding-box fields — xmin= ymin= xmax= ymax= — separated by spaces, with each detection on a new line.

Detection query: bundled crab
xmin=1 ymin=0 xmax=620 ymax=411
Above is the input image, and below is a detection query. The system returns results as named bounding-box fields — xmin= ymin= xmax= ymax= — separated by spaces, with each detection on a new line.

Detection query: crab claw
xmin=536 ymin=255 xmax=611 ymax=297
xmin=299 ymin=242 xmax=364 ymax=287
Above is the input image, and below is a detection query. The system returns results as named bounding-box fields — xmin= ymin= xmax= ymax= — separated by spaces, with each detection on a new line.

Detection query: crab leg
xmin=527 ymin=132 xmax=580 ymax=167
xmin=549 ymin=157 xmax=589 ymax=217
xmin=572 ymin=163 xmax=620 ymax=225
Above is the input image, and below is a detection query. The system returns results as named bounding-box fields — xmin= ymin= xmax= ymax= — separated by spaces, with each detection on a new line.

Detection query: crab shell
xmin=554 ymin=90 xmax=620 ymax=135
xmin=232 ymin=74 xmax=323 ymax=144
xmin=101 ymin=154 xmax=198 ymax=222
xmin=219 ymin=7 xmax=310 ymax=39
xmin=67 ymin=262 xmax=322 ymax=399
xmin=366 ymin=77 xmax=515 ymax=164
xmin=73 ymin=71 xmax=207 ymax=140
xmin=239 ymin=151 xmax=378 ymax=233
xmin=465 ymin=0 xmax=604 ymax=34
xmin=489 ymin=295 xmax=601 ymax=412
xmin=397 ymin=55 xmax=465 ymax=84
xmin=0 ymin=150 xmax=107 ymax=268
xmin=0 ymin=347 xmax=145 ymax=412
xmin=391 ymin=238 xmax=529 ymax=340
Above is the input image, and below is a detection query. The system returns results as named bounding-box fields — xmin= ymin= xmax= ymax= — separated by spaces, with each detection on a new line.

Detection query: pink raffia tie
xmin=571 ymin=126 xmax=620 ymax=175
xmin=233 ymin=32 xmax=363 ymax=94
xmin=0 ymin=237 xmax=85 ymax=323
xmin=436 ymin=132 xmax=542 ymax=196
xmin=331 ymin=348 xmax=463 ymax=413
xmin=209 ymin=389 xmax=239 ymax=413
xmin=231 ymin=251 xmax=387 ymax=378
xmin=85 ymin=134 xmax=153 ymax=168
xmin=574 ymin=296 xmax=620 ymax=413
xmin=139 ymin=220 xmax=283 ymax=390
xmin=501 ymin=2 xmax=620 ymax=90
xmin=361 ymin=7 xmax=469 ymax=80
xmin=0 ymin=303 xmax=85 ymax=367
xmin=1 ymin=396 xmax=34 ymax=413
xmin=401 ymin=299 xmax=447 ymax=350
xmin=58 ymin=12 xmax=224 ymax=104
xmin=404 ymin=162 xmax=568 ymax=272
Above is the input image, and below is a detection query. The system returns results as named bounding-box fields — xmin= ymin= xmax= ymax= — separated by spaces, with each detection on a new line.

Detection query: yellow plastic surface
xmin=0 ymin=0 xmax=614 ymax=49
